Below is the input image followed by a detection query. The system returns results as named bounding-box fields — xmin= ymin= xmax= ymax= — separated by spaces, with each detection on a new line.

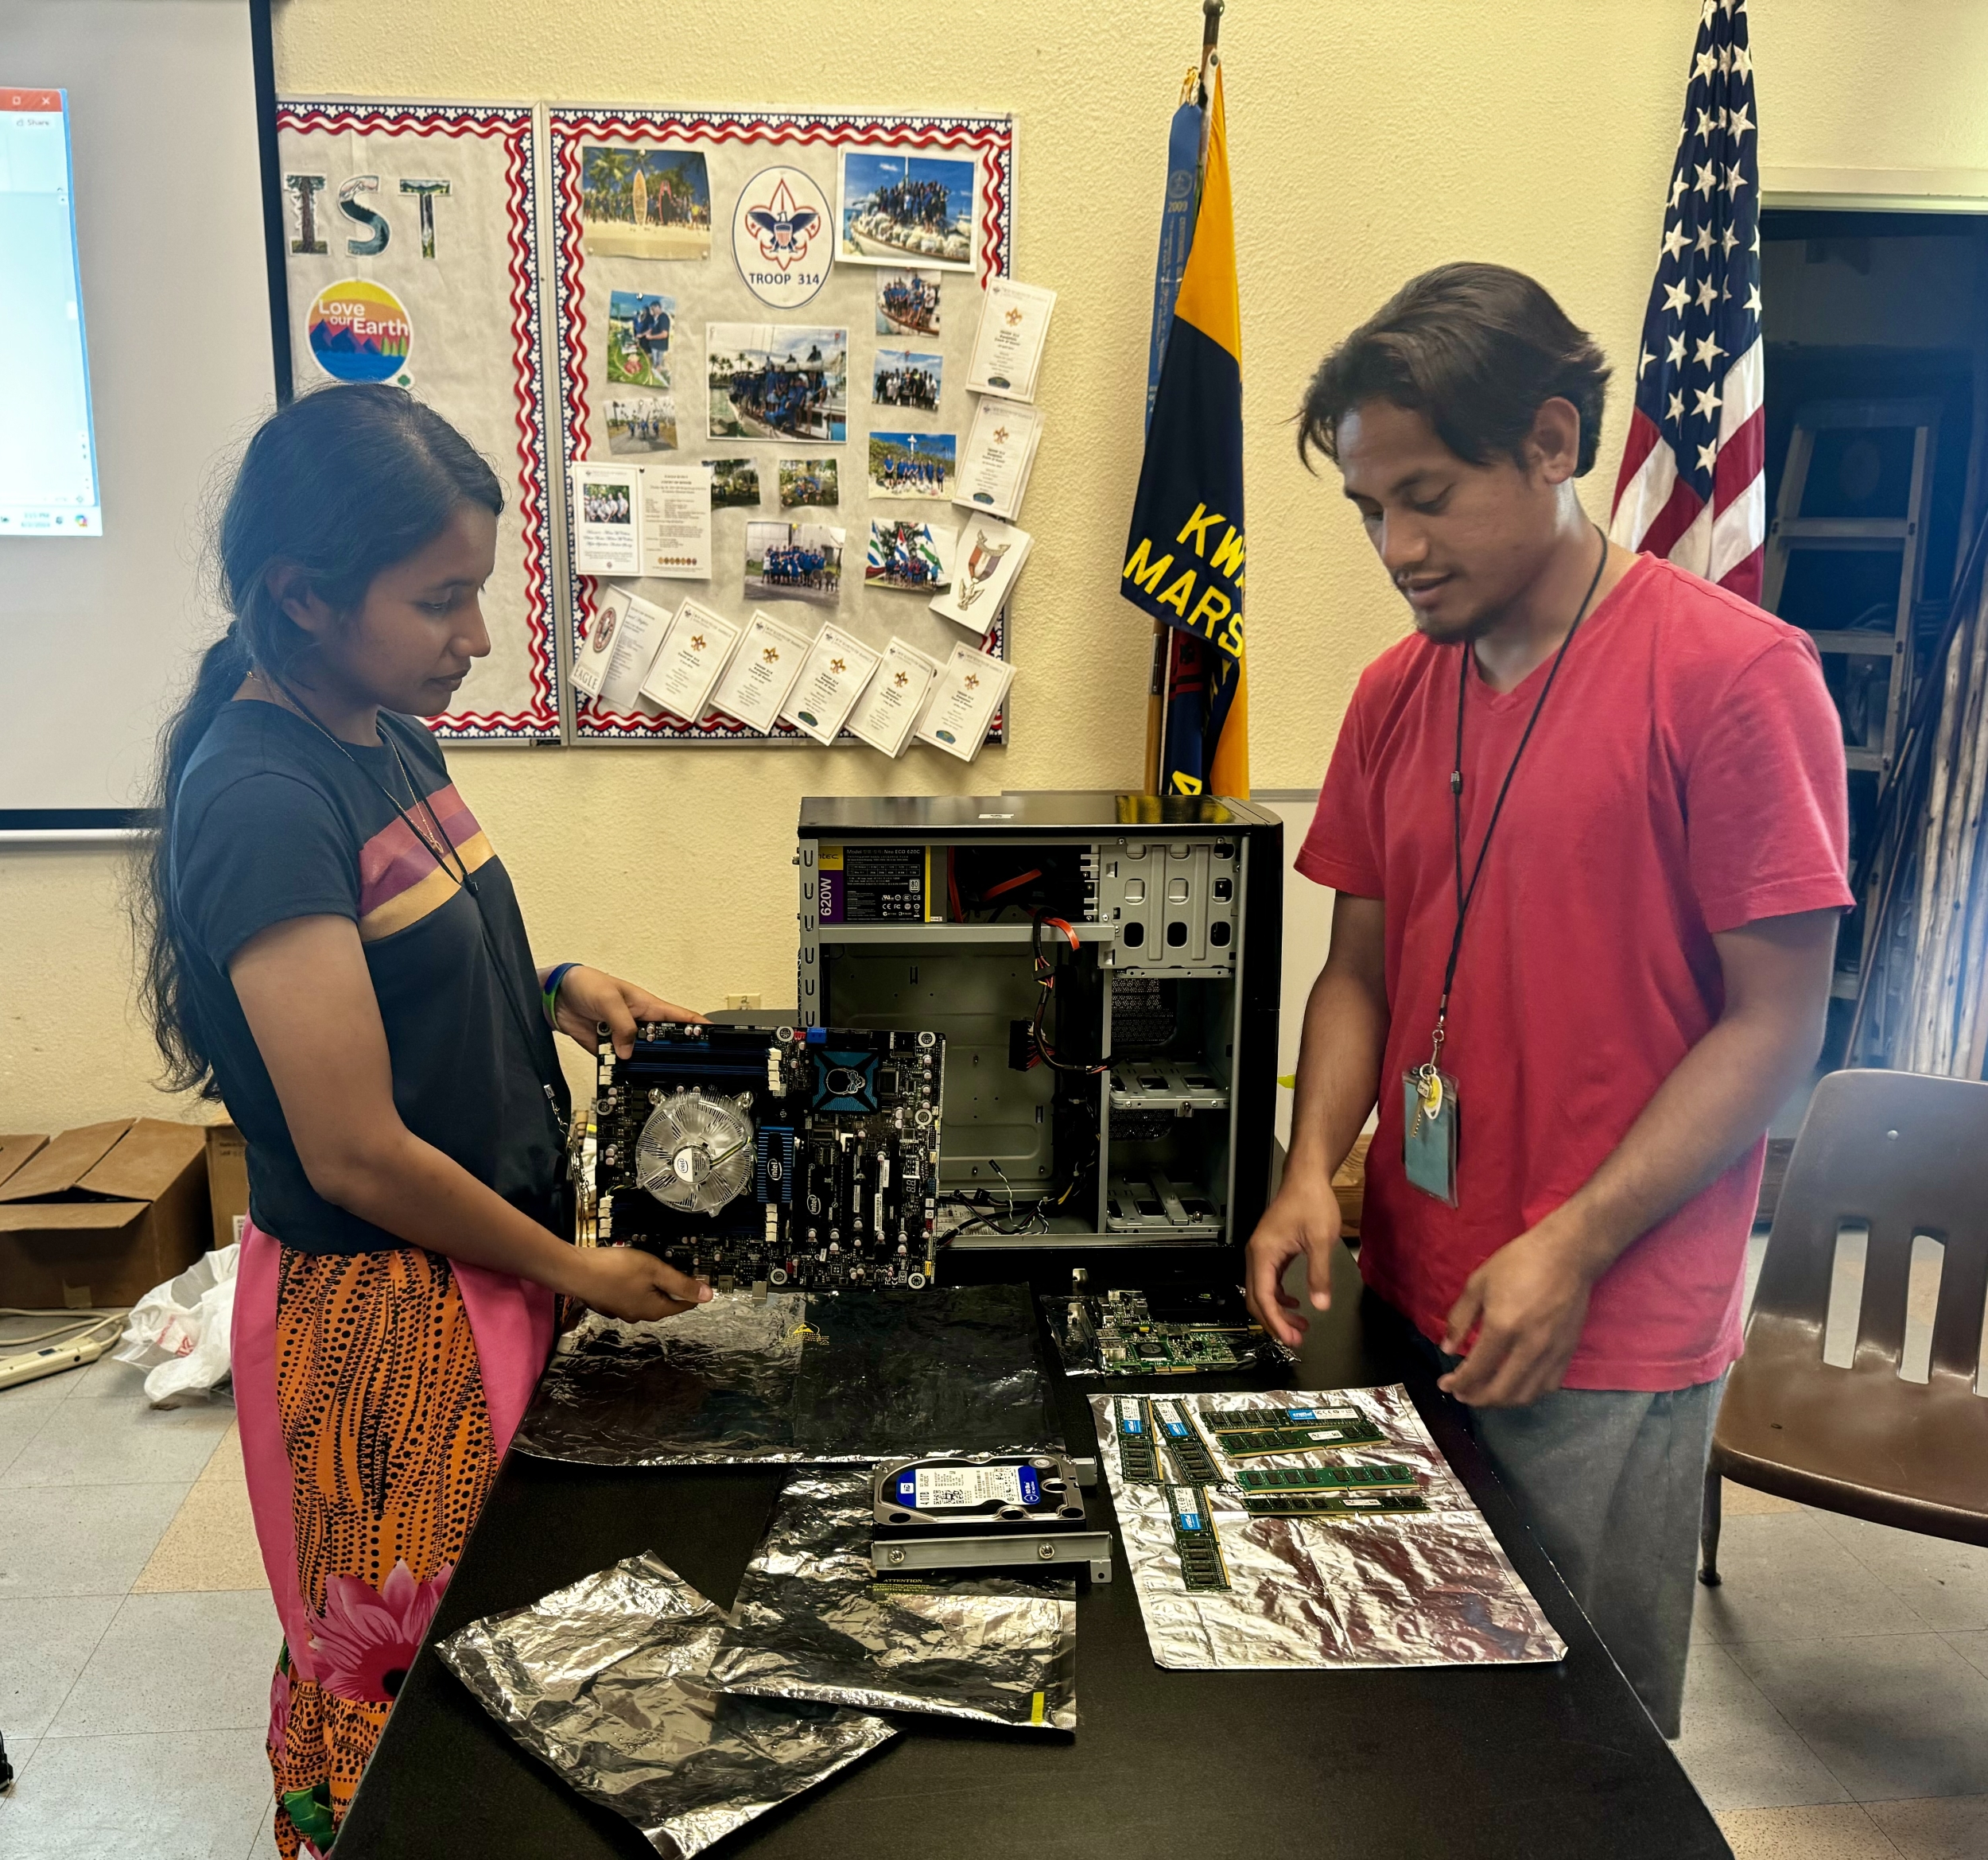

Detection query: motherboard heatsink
xmin=584 ymin=1023 xmax=945 ymax=1292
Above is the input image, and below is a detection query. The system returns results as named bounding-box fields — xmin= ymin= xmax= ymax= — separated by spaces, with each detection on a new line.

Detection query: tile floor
xmin=0 ymin=1241 xmax=1983 ymax=1858
xmin=0 ymin=1349 xmax=280 ymax=1859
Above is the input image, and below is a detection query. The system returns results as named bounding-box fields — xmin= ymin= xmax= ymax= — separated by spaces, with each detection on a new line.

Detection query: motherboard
xmin=583 ymin=1023 xmax=944 ymax=1291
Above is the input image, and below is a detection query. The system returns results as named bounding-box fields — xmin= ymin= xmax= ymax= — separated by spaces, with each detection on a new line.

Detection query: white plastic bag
xmin=113 ymin=1242 xmax=239 ymax=1407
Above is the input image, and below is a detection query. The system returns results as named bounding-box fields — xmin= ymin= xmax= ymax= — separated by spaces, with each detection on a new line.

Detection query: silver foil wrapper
xmin=437 ymin=1552 xmax=895 ymax=1858
xmin=1093 ymin=1387 xmax=1567 ymax=1671
xmin=514 ymin=1287 xmax=1062 ymax=1467
xmin=709 ymin=1472 xmax=1078 ymax=1731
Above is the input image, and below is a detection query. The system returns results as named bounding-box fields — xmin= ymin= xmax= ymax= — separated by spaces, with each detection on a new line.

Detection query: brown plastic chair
xmin=1701 ymin=1067 xmax=1988 ymax=1584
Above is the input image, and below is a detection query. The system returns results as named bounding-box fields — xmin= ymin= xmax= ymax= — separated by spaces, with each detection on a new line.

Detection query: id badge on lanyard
xmin=1402 ymin=525 xmax=1609 ymax=1206
xmin=1403 ymin=1062 xmax=1459 ymax=1206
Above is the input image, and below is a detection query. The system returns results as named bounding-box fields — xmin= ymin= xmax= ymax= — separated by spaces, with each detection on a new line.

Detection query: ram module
xmin=1213 ymin=1425 xmax=1399 ymax=1459
xmin=1114 ymin=1396 xmax=1159 ymax=1484
xmin=1202 ymin=1406 xmax=1384 ymax=1443
xmin=1243 ymin=1490 xmax=1429 ymax=1518
xmin=1166 ymin=1483 xmax=1230 ymax=1590
xmin=1237 ymin=1464 xmax=1421 ymax=1493
xmin=1148 ymin=1396 xmax=1221 ymax=1484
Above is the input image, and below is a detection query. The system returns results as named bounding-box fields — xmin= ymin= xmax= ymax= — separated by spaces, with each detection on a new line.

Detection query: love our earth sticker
xmin=306 ymin=278 xmax=413 ymax=383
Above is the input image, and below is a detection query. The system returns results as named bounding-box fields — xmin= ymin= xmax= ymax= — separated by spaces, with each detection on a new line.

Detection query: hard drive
xmin=868 ymin=1454 xmax=1112 ymax=1580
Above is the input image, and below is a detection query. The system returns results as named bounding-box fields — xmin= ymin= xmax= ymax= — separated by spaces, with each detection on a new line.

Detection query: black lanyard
xmin=1425 ymin=523 xmax=1610 ymax=1073
xmin=267 ymin=681 xmax=571 ymax=1146
xmin=380 ymin=732 xmax=476 ymax=896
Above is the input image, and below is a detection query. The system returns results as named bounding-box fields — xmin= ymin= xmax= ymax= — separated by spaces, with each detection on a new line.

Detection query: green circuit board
xmin=1114 ymin=1395 xmax=1159 ymax=1484
xmin=1213 ymin=1425 xmax=1401 ymax=1459
xmin=1242 ymin=1490 xmax=1430 ymax=1519
xmin=1236 ymin=1465 xmax=1421 ymax=1493
xmin=1166 ymin=1483 xmax=1230 ymax=1590
xmin=1202 ymin=1406 xmax=1384 ymax=1443
xmin=1104 ymin=1326 xmax=1256 ymax=1373
xmin=1148 ymin=1396 xmax=1220 ymax=1484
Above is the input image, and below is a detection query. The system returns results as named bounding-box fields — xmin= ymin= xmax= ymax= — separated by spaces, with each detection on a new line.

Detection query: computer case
xmin=797 ymin=792 xmax=1282 ymax=1283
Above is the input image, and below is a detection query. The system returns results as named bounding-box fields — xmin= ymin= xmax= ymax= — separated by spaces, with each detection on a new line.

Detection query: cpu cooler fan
xmin=635 ymin=1091 xmax=756 ymax=1214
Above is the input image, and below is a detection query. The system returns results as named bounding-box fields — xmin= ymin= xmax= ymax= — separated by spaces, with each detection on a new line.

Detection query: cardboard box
xmin=0 ymin=1119 xmax=212 ymax=1309
xmin=205 ymin=1121 xmax=250 ymax=1251
xmin=0 ymin=1133 xmax=48 ymax=1193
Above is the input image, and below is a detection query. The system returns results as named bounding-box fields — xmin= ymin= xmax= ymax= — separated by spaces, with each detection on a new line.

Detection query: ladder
xmin=1762 ymin=396 xmax=1939 ymax=780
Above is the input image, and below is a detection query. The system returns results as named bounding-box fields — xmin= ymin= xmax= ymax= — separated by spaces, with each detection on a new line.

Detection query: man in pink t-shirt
xmin=1245 ymin=263 xmax=1850 ymax=1736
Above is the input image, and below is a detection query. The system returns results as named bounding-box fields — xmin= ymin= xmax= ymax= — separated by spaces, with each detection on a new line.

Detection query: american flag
xmin=1609 ymin=0 xmax=1764 ymax=601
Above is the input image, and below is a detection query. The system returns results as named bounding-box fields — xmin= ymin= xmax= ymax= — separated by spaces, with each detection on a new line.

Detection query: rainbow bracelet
xmin=541 ymin=961 xmax=582 ymax=1031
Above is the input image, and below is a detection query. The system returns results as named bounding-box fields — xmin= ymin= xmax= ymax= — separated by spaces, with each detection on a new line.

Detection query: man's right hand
xmin=566 ymin=1246 xmax=714 ymax=1322
xmin=1244 ymin=1170 xmax=1345 ymax=1347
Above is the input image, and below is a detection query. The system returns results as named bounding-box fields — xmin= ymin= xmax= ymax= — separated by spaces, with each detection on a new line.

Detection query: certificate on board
xmin=779 ymin=624 xmax=883 ymax=744
xmin=589 ymin=586 xmax=673 ymax=712
xmin=573 ymin=582 xmax=652 ymax=699
xmin=709 ymin=611 xmax=813 ymax=733
xmin=953 ymin=398 xmax=1042 ymax=522
xmin=914 ymin=642 xmax=1015 ymax=762
xmin=571 ymin=464 xmax=643 ymax=577
xmin=847 ymin=637 xmax=942 ymax=758
xmin=964 ymin=279 xmax=1055 ymax=402
xmin=637 ymin=465 xmax=714 ymax=580
xmin=934 ymin=518 xmax=1030 ymax=630
xmin=639 ymin=597 xmax=741 ymax=722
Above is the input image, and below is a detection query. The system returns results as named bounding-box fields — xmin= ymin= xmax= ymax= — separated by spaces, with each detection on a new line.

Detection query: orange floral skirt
xmin=234 ymin=1227 xmax=553 ymax=1859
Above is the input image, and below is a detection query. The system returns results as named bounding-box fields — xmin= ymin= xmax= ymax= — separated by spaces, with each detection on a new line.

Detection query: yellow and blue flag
xmin=1122 ymin=64 xmax=1248 ymax=799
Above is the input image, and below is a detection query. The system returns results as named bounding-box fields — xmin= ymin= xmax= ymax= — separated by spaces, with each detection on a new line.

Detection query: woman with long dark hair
xmin=134 ymin=382 xmax=709 ymax=1858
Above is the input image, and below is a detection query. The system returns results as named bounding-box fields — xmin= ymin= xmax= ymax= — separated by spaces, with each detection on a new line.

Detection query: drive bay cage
xmin=797 ymin=794 xmax=1281 ymax=1276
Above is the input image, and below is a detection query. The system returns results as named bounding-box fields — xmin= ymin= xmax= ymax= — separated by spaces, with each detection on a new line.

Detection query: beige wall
xmin=10 ymin=0 xmax=1988 ymax=1132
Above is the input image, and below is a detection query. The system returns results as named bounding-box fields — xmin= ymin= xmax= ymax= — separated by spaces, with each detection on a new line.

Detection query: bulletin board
xmin=277 ymin=99 xmax=560 ymax=740
xmin=546 ymin=105 xmax=1016 ymax=744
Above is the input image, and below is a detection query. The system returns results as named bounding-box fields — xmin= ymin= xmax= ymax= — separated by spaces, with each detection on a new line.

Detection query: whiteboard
xmin=0 ymin=0 xmax=274 ymax=814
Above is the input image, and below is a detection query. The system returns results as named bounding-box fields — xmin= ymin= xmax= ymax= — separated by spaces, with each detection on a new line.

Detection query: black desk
xmin=337 ymin=1246 xmax=1730 ymax=1860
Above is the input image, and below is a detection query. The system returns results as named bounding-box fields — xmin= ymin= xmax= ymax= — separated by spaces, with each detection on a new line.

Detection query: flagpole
xmin=1145 ymin=0 xmax=1226 ymax=798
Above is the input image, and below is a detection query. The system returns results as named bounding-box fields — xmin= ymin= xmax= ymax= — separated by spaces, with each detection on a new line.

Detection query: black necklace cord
xmin=254 ymin=669 xmax=568 ymax=1143
xmin=257 ymin=669 xmax=474 ymax=894
xmin=1428 ymin=522 xmax=1612 ymax=1067
xmin=382 ymin=731 xmax=477 ymax=898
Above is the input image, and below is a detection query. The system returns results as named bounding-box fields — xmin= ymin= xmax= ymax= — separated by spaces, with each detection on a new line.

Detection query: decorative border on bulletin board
xmin=546 ymin=104 xmax=1013 ymax=744
xmin=278 ymin=99 xmax=559 ymax=740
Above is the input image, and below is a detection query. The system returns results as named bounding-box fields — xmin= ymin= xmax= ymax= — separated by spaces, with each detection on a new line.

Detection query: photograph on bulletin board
xmin=546 ymin=106 xmax=1015 ymax=746
xmin=277 ymin=99 xmax=560 ymax=740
